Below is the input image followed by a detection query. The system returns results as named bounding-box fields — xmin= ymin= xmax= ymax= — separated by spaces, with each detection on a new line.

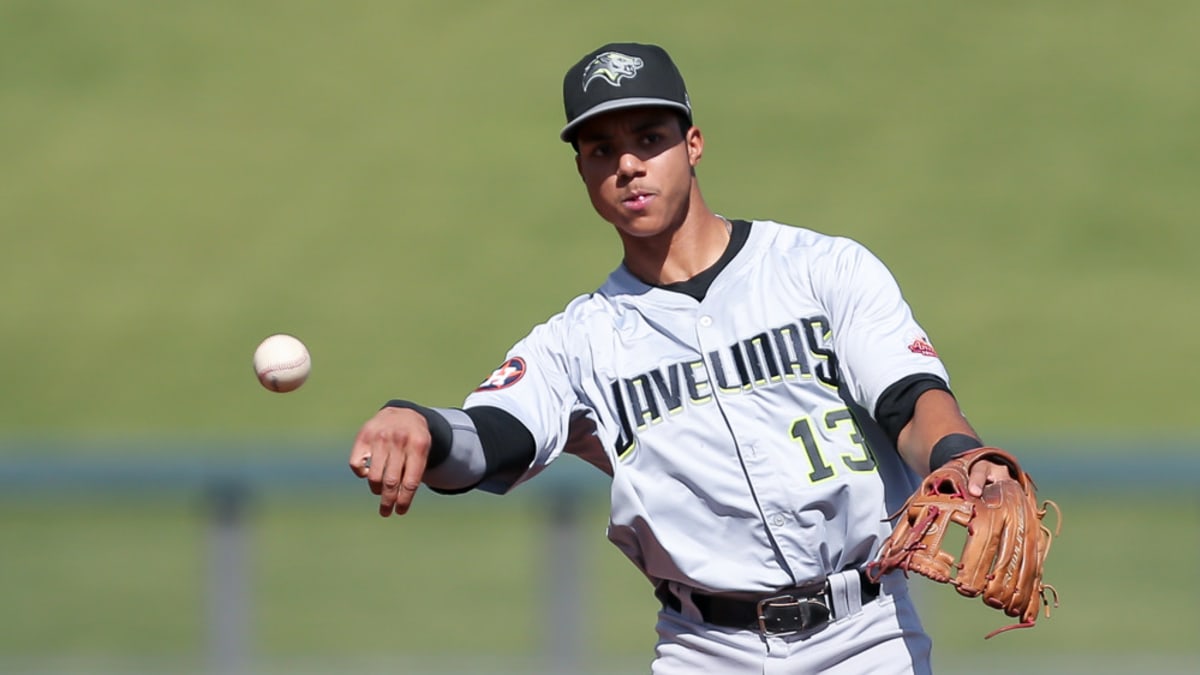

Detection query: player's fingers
xmin=349 ymin=407 xmax=431 ymax=516
xmin=383 ymin=423 xmax=432 ymax=516
xmin=348 ymin=431 xmax=373 ymax=478
xmin=391 ymin=450 xmax=428 ymax=516
xmin=378 ymin=448 xmax=407 ymax=517
xmin=365 ymin=427 xmax=395 ymax=498
xmin=374 ymin=421 xmax=425 ymax=516
xmin=967 ymin=460 xmax=1009 ymax=497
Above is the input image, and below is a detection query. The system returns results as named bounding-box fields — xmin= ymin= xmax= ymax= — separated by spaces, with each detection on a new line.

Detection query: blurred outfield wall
xmin=1 ymin=443 xmax=1198 ymax=675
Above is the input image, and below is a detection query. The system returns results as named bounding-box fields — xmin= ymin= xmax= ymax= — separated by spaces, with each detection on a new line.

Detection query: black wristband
xmin=381 ymin=400 xmax=453 ymax=469
xmin=929 ymin=433 xmax=984 ymax=473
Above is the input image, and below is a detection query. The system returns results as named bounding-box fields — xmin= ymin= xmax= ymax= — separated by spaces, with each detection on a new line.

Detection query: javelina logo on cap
xmin=582 ymin=51 xmax=644 ymax=92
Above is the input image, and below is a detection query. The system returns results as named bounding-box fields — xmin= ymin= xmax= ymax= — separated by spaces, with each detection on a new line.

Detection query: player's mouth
xmin=621 ymin=191 xmax=655 ymax=212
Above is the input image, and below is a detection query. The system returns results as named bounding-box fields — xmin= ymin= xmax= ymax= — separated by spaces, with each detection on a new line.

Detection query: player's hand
xmin=348 ymin=407 xmax=432 ymax=517
xmin=967 ymin=458 xmax=1013 ymax=497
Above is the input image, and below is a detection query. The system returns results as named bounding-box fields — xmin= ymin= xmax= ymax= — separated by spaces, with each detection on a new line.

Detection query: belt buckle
xmin=756 ymin=593 xmax=831 ymax=635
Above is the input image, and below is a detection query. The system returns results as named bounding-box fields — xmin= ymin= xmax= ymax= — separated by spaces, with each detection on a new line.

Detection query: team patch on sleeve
xmin=474 ymin=357 xmax=527 ymax=391
xmin=907 ymin=336 xmax=939 ymax=358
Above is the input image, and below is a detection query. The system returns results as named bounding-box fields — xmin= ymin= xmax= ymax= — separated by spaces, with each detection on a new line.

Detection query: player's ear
xmin=686 ymin=126 xmax=703 ymax=167
xmin=575 ymin=153 xmax=583 ymax=180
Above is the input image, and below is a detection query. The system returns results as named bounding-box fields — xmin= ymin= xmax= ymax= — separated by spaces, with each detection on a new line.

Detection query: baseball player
xmin=349 ymin=42 xmax=1015 ymax=673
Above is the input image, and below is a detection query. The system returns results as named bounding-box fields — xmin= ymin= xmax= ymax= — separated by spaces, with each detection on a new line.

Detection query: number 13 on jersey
xmin=790 ymin=407 xmax=876 ymax=483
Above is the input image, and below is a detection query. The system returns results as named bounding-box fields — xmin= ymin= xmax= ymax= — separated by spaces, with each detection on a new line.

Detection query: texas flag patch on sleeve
xmin=474 ymin=357 xmax=527 ymax=391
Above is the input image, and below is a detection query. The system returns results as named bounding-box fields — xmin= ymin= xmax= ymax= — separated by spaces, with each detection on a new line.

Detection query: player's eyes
xmin=641 ymin=132 xmax=663 ymax=145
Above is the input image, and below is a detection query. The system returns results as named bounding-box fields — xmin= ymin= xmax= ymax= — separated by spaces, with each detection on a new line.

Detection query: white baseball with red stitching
xmin=253 ymin=334 xmax=311 ymax=393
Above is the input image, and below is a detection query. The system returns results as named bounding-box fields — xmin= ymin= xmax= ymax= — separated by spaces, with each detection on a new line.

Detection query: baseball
xmin=253 ymin=334 xmax=311 ymax=393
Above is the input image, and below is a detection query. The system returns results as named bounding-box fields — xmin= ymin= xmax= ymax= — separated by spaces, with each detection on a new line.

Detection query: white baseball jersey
xmin=462 ymin=220 xmax=949 ymax=594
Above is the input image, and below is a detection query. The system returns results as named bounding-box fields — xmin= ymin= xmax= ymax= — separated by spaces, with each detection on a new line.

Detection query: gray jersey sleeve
xmin=461 ymin=309 xmax=592 ymax=494
xmin=811 ymin=236 xmax=950 ymax=415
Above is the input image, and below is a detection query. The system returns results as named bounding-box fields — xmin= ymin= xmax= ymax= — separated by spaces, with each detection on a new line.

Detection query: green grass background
xmin=1 ymin=1 xmax=1197 ymax=673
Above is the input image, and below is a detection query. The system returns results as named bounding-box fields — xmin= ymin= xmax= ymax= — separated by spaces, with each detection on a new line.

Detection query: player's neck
xmin=620 ymin=199 xmax=730 ymax=286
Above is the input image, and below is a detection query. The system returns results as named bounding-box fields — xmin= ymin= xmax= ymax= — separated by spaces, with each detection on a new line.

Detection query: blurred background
xmin=2 ymin=1 xmax=1197 ymax=673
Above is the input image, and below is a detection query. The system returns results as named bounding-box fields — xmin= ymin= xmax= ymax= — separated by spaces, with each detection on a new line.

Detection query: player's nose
xmin=617 ymin=151 xmax=646 ymax=179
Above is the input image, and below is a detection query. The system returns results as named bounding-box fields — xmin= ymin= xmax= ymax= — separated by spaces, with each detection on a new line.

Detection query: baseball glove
xmin=867 ymin=447 xmax=1061 ymax=639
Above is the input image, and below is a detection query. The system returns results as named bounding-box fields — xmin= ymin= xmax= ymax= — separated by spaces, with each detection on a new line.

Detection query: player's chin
xmin=611 ymin=210 xmax=671 ymax=238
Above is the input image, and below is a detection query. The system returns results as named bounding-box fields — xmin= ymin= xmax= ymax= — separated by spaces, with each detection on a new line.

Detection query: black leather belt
xmin=657 ymin=570 xmax=880 ymax=635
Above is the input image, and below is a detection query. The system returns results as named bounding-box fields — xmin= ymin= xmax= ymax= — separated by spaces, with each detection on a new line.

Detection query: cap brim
xmin=560 ymin=98 xmax=692 ymax=142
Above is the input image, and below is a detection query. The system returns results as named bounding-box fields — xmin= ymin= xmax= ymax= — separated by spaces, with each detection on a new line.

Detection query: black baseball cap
xmin=560 ymin=42 xmax=692 ymax=143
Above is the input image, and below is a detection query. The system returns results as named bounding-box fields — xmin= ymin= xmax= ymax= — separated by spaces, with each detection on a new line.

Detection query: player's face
xmin=573 ymin=108 xmax=702 ymax=238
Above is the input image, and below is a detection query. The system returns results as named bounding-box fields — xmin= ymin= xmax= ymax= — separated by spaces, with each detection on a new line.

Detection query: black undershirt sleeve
xmin=873 ymin=373 xmax=953 ymax=447
xmin=464 ymin=406 xmax=537 ymax=487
